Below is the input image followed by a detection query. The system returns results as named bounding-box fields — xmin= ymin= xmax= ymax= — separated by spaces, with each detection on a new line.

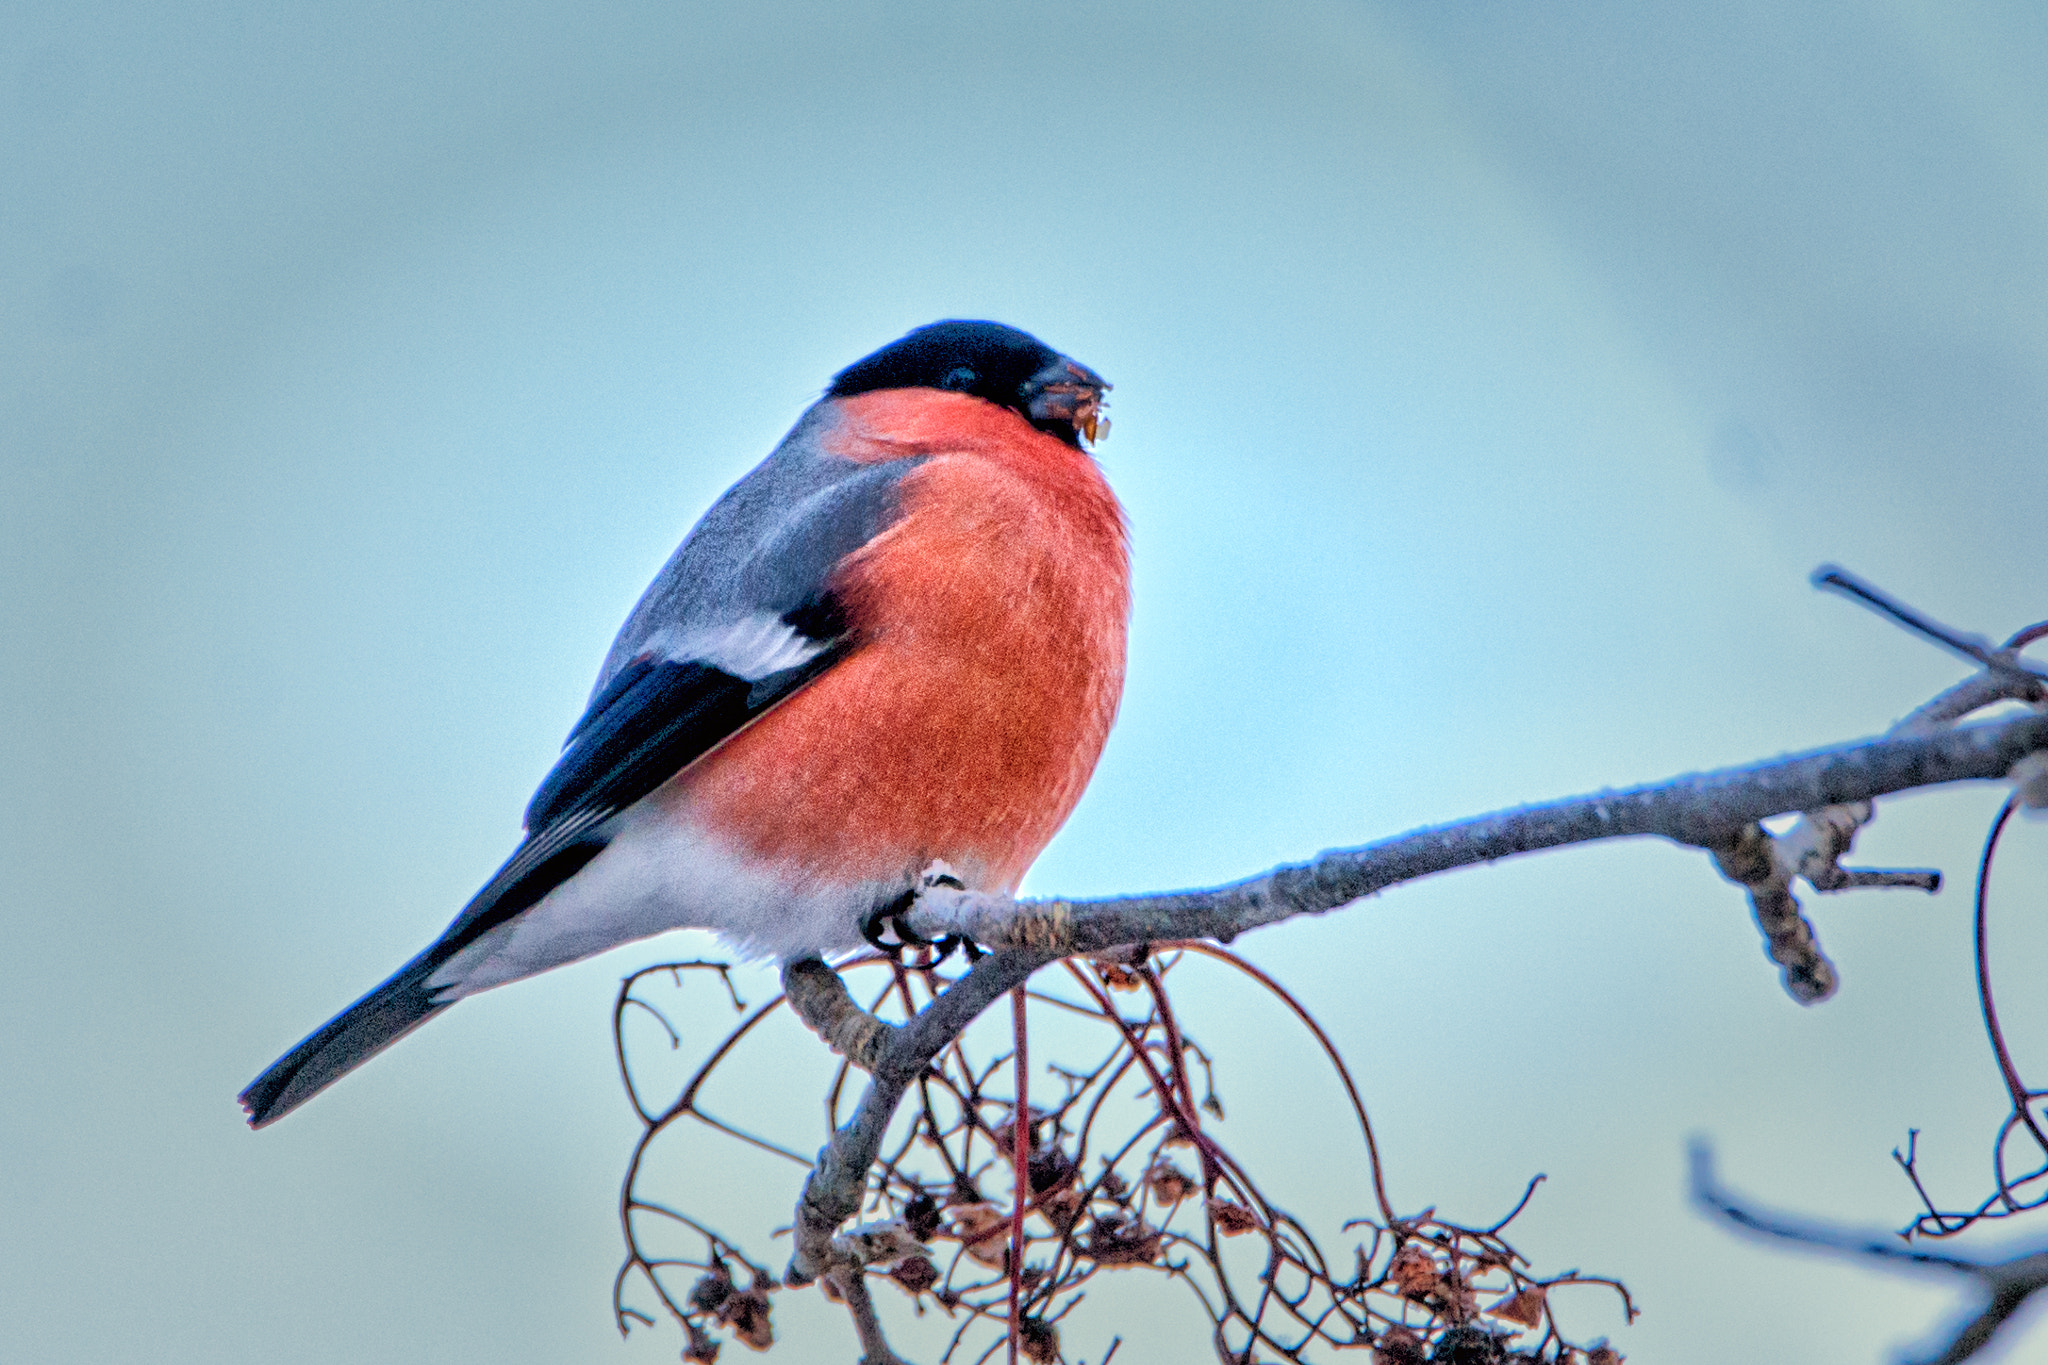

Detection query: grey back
xmin=593 ymin=403 xmax=922 ymax=694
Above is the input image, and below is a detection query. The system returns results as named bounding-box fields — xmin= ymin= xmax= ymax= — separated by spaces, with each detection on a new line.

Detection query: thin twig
xmin=1975 ymin=798 xmax=2048 ymax=1159
xmin=1692 ymin=1141 xmax=2048 ymax=1365
xmin=840 ymin=1269 xmax=915 ymax=1365
xmin=1813 ymin=566 xmax=2044 ymax=681
xmin=1009 ymin=985 xmax=1029 ymax=1365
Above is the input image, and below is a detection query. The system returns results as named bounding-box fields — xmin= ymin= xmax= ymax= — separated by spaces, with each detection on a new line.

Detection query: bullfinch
xmin=240 ymin=320 xmax=1128 ymax=1126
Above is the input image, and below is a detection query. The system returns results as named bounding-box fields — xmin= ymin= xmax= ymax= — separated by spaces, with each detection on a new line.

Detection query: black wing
xmin=237 ymin=603 xmax=850 ymax=1127
xmin=450 ymin=596 xmax=854 ymax=954
xmin=240 ymin=427 xmax=914 ymax=1127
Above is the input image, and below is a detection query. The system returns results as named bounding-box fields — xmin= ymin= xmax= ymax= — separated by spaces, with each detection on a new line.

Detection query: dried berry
xmin=1429 ymin=1324 xmax=1506 ymax=1364
xmin=1374 ymin=1325 xmax=1427 ymax=1365
xmin=1019 ymin=1315 xmax=1061 ymax=1364
xmin=902 ymin=1190 xmax=942 ymax=1242
xmin=888 ymin=1256 xmax=939 ymax=1294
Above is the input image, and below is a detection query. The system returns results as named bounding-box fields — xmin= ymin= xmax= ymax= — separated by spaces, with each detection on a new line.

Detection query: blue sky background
xmin=7 ymin=2 xmax=2048 ymax=1361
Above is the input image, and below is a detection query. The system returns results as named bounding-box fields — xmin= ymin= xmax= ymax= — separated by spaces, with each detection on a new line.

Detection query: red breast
xmin=658 ymin=388 xmax=1130 ymax=892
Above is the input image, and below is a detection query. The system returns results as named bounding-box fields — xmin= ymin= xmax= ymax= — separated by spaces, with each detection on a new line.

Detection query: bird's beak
xmin=1024 ymin=356 xmax=1112 ymax=446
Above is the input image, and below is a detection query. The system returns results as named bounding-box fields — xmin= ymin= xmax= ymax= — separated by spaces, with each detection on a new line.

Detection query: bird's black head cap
xmin=827 ymin=320 xmax=1107 ymax=448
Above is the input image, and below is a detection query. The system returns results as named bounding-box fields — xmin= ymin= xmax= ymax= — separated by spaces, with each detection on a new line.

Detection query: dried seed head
xmin=682 ymin=1318 xmax=722 ymax=1364
xmin=1029 ymin=1145 xmax=1078 ymax=1196
xmin=1019 ymin=1315 xmax=1061 ymax=1365
xmin=1040 ymin=1182 xmax=1087 ymax=1232
xmin=688 ymin=1263 xmax=734 ymax=1314
xmin=1098 ymin=963 xmax=1143 ymax=991
xmin=992 ymin=1109 xmax=1042 ymax=1158
xmin=1080 ymin=1213 xmax=1162 ymax=1266
xmin=1373 ymin=1325 xmax=1427 ymax=1365
xmin=1430 ymin=1324 xmax=1507 ymax=1363
xmin=714 ymin=1284 xmax=774 ymax=1352
xmin=1145 ymin=1158 xmax=1194 ymax=1205
xmin=1485 ymin=1284 xmax=1547 ymax=1329
xmin=1438 ymin=1270 xmax=1480 ymax=1323
xmin=888 ymin=1256 xmax=939 ymax=1295
xmin=1210 ymin=1200 xmax=1260 ymax=1236
xmin=944 ymin=1202 xmax=1012 ymax=1268
xmin=1386 ymin=1243 xmax=1443 ymax=1298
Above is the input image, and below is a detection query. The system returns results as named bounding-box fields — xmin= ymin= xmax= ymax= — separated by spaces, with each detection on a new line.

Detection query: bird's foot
xmin=861 ymin=862 xmax=982 ymax=964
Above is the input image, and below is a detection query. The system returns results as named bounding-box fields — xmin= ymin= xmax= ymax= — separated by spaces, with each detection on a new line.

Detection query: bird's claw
xmin=862 ymin=863 xmax=980 ymax=963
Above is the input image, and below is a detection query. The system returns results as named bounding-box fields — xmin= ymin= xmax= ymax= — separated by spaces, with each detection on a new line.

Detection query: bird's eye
xmin=940 ymin=367 xmax=978 ymax=391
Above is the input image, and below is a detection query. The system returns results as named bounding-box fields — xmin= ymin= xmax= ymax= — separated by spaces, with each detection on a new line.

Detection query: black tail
xmin=240 ymin=830 xmax=609 ymax=1127
xmin=239 ymin=952 xmax=450 ymax=1127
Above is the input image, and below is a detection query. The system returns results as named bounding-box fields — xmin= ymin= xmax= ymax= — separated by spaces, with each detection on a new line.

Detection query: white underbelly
xmin=426 ymin=809 xmax=893 ymax=999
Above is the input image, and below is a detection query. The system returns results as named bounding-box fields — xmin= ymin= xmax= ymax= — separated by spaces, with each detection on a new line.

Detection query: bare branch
xmin=788 ymin=948 xmax=1055 ymax=1288
xmin=698 ymin=946 xmax=1628 ymax=1363
xmin=759 ymin=577 xmax=2048 ymax=1358
xmin=1691 ymin=1142 xmax=2048 ymax=1365
xmin=1716 ymin=577 xmax=2048 ymax=1000
xmin=836 ymin=1269 xmax=917 ymax=1365
xmin=1891 ymin=794 xmax=2048 ymax=1242
xmin=906 ymin=710 xmax=2048 ymax=960
xmin=776 ymin=707 xmax=2048 ymax=1341
xmin=1813 ymin=566 xmax=2047 ymax=686
xmin=1703 ymin=820 xmax=1841 ymax=1002
xmin=783 ymin=957 xmax=898 ymax=1071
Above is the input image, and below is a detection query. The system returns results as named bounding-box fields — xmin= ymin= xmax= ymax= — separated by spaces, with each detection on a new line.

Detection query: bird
xmin=239 ymin=320 xmax=1129 ymax=1127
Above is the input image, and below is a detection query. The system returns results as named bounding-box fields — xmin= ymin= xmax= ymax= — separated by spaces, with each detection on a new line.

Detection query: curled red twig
xmin=614 ymin=951 xmax=1632 ymax=1362
xmin=1895 ymin=795 xmax=2048 ymax=1240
